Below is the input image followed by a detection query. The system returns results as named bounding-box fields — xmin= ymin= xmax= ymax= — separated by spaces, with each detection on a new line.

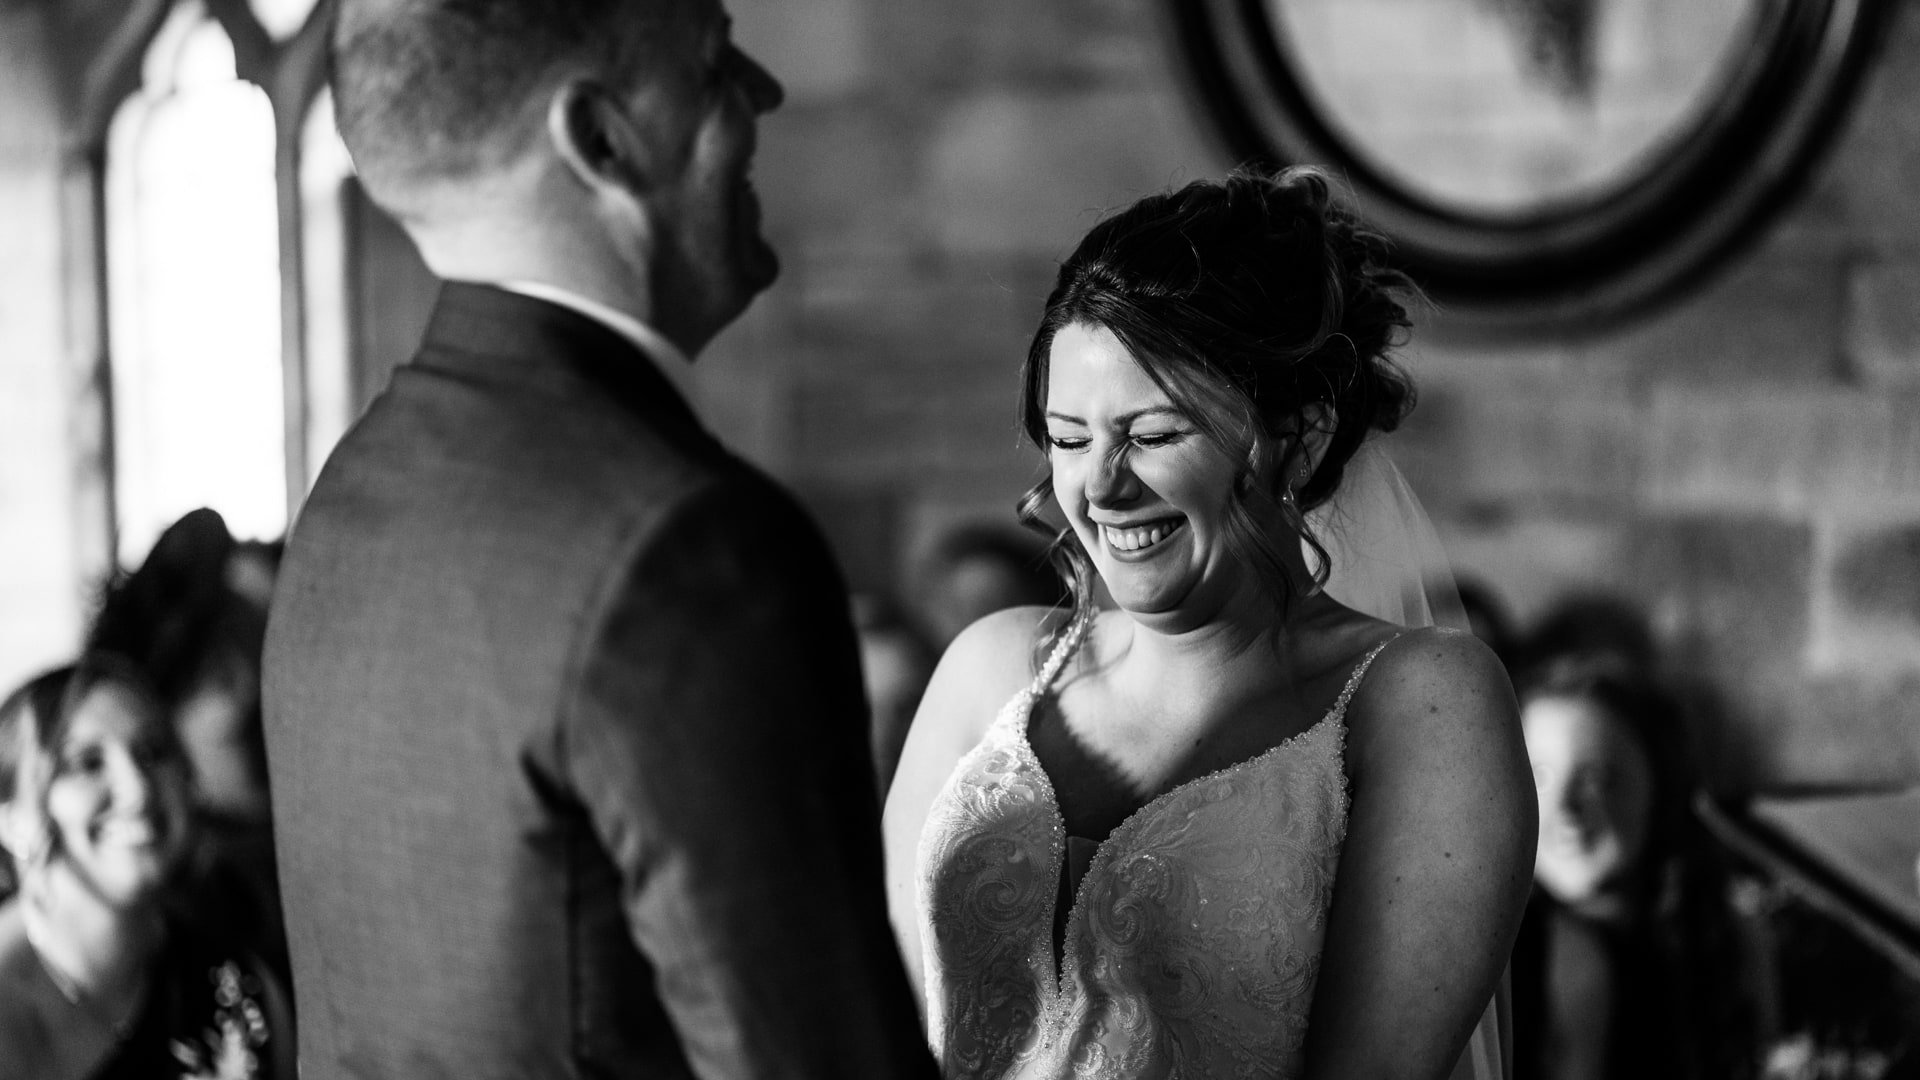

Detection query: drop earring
xmin=1283 ymin=464 xmax=1310 ymax=506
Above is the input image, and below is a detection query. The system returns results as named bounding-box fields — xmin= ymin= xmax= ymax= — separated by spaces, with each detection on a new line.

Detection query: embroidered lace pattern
xmin=916 ymin=626 xmax=1396 ymax=1080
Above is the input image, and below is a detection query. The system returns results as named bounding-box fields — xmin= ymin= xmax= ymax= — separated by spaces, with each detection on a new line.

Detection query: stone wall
xmin=0 ymin=0 xmax=1912 ymax=788
xmin=703 ymin=0 xmax=1920 ymax=790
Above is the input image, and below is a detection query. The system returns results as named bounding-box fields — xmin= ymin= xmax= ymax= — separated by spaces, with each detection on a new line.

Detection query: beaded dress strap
xmin=1029 ymin=615 xmax=1091 ymax=697
xmin=1332 ymin=633 xmax=1403 ymax=719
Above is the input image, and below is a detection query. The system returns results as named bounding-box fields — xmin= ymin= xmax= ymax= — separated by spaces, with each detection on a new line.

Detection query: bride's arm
xmin=1302 ymin=627 xmax=1537 ymax=1080
xmin=881 ymin=606 xmax=1052 ymax=1015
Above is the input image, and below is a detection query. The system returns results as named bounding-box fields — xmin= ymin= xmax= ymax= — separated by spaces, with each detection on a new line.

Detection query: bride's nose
xmin=1087 ymin=445 xmax=1142 ymax=507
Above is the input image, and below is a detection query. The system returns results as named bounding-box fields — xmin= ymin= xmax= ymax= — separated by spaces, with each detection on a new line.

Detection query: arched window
xmin=106 ymin=2 xmax=285 ymax=563
xmin=299 ymin=87 xmax=439 ymax=468
xmin=63 ymin=0 xmax=434 ymax=573
xmin=250 ymin=0 xmax=321 ymax=41
xmin=299 ymin=88 xmax=356 ymax=488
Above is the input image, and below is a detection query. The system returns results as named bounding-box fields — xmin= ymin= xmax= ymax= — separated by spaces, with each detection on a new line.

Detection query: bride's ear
xmin=1284 ymin=404 xmax=1338 ymax=485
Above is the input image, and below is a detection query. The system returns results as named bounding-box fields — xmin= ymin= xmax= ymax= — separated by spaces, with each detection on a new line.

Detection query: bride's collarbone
xmin=1039 ymin=663 xmax=1346 ymax=795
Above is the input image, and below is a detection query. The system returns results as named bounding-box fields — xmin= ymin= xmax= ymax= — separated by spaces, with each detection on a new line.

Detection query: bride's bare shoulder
xmin=1366 ymin=624 xmax=1505 ymax=681
xmin=926 ymin=605 xmax=1065 ymax=719
xmin=1345 ymin=625 xmax=1520 ymax=763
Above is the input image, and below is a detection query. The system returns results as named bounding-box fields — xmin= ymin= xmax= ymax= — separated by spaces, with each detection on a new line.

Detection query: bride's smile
xmin=1097 ymin=516 xmax=1184 ymax=556
xmin=1043 ymin=321 xmax=1247 ymax=623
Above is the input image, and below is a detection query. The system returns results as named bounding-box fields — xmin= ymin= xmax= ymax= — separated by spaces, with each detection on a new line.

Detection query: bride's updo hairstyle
xmin=1017 ymin=166 xmax=1418 ymax=632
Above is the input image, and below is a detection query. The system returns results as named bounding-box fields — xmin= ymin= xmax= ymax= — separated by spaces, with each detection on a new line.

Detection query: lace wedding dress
xmin=916 ymin=625 xmax=1391 ymax=1079
xmin=916 ymin=618 xmax=1509 ymax=1080
xmin=915 ymin=441 xmax=1509 ymax=1080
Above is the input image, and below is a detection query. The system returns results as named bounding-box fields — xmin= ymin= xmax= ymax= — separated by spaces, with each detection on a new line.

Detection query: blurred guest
xmin=85 ymin=509 xmax=286 ymax=981
xmin=912 ymin=522 xmax=1068 ymax=649
xmin=1509 ymin=592 xmax=1659 ymax=682
xmin=1513 ymin=654 xmax=1758 ymax=1080
xmin=852 ymin=594 xmax=936 ymax=793
xmin=0 ymin=656 xmax=291 ymax=1080
xmin=88 ymin=509 xmax=277 ymax=821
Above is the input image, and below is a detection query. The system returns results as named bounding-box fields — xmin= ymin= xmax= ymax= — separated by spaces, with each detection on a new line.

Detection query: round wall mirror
xmin=1170 ymin=0 xmax=1891 ymax=331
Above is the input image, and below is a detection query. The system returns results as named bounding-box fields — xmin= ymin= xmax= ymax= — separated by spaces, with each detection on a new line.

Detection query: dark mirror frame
xmin=1169 ymin=0 xmax=1894 ymax=334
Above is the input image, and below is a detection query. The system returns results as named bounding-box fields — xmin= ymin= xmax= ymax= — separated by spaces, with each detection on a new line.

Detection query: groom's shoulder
xmin=314 ymin=355 xmax=734 ymax=528
xmin=608 ymin=462 xmax=846 ymax=602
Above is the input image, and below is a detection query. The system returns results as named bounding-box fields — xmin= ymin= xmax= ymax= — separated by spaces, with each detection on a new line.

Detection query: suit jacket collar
xmin=415 ymin=281 xmax=705 ymax=437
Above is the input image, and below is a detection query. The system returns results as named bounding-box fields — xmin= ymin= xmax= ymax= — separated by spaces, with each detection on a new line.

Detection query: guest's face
xmin=41 ymin=683 xmax=192 ymax=908
xmin=625 ymin=0 xmax=784 ymax=350
xmin=1523 ymin=694 xmax=1656 ymax=906
xmin=1045 ymin=322 xmax=1246 ymax=628
xmin=176 ymin=670 xmax=264 ymax=818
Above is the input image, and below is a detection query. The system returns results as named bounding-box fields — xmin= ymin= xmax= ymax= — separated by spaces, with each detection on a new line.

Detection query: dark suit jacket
xmin=264 ymin=283 xmax=935 ymax=1080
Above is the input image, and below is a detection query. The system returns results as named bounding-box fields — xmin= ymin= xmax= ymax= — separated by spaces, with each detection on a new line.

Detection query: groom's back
xmin=263 ymin=287 xmax=914 ymax=1079
xmin=276 ymin=3 xmax=937 ymax=1075
xmin=265 ymin=296 xmax=720 ymax=1077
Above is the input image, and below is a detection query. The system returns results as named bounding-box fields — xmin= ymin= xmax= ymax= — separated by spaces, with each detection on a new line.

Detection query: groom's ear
xmin=548 ymin=78 xmax=667 ymax=198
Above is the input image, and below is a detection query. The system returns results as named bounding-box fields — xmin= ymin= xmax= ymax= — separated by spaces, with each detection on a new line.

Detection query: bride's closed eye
xmin=1047 ymin=430 xmax=1190 ymax=452
xmin=1128 ymin=431 xmax=1188 ymax=449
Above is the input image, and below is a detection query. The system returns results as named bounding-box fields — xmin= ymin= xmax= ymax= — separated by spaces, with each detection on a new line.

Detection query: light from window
xmin=107 ymin=2 xmax=286 ymax=565
xmin=301 ymin=89 xmax=355 ymax=486
xmin=249 ymin=0 xmax=320 ymax=41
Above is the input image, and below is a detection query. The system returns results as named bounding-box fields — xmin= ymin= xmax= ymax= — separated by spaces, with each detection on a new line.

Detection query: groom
xmin=263 ymin=1 xmax=935 ymax=1076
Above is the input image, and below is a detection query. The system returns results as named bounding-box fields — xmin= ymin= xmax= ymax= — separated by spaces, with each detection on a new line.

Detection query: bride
xmin=884 ymin=168 xmax=1536 ymax=1079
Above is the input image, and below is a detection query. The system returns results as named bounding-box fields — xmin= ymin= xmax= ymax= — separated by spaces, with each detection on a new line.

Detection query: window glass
xmin=248 ymin=0 xmax=320 ymax=41
xmin=107 ymin=1 xmax=286 ymax=563
xmin=300 ymin=89 xmax=355 ymax=485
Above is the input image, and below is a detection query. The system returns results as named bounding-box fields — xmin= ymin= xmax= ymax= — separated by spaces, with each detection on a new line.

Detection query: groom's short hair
xmin=330 ymin=0 xmax=668 ymax=211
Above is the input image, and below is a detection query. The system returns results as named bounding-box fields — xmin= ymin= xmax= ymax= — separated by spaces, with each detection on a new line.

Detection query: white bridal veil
xmin=1302 ymin=437 xmax=1512 ymax=1080
xmin=1304 ymin=437 xmax=1469 ymax=633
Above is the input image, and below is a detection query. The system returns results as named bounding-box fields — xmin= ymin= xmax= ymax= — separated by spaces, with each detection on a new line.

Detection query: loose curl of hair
xmin=1016 ymin=166 xmax=1418 ymax=644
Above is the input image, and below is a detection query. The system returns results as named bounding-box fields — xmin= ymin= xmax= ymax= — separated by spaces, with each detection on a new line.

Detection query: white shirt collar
xmin=497 ymin=280 xmax=698 ymax=405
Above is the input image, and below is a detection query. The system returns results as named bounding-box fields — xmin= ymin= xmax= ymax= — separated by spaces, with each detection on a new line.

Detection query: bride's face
xmin=1044 ymin=322 xmax=1248 ymax=628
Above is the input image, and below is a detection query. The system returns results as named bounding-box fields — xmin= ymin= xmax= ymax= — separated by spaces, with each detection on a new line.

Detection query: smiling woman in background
xmin=1512 ymin=654 xmax=1760 ymax=1080
xmin=884 ymin=167 xmax=1536 ymax=1080
xmin=0 ymin=655 xmax=290 ymax=1080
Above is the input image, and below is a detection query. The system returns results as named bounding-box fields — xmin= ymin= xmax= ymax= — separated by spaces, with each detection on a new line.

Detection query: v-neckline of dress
xmin=1004 ymin=630 xmax=1398 ymax=996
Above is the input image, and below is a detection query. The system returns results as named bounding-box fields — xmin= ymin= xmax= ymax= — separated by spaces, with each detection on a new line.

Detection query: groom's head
xmin=331 ymin=0 xmax=785 ymax=354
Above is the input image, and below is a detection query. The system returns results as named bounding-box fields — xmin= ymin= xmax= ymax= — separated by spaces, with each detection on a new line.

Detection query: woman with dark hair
xmin=884 ymin=168 xmax=1536 ymax=1079
xmin=0 ymin=656 xmax=291 ymax=1080
xmin=86 ymin=509 xmax=288 ymax=982
xmin=87 ymin=508 xmax=278 ymax=823
xmin=1512 ymin=654 xmax=1758 ymax=1080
